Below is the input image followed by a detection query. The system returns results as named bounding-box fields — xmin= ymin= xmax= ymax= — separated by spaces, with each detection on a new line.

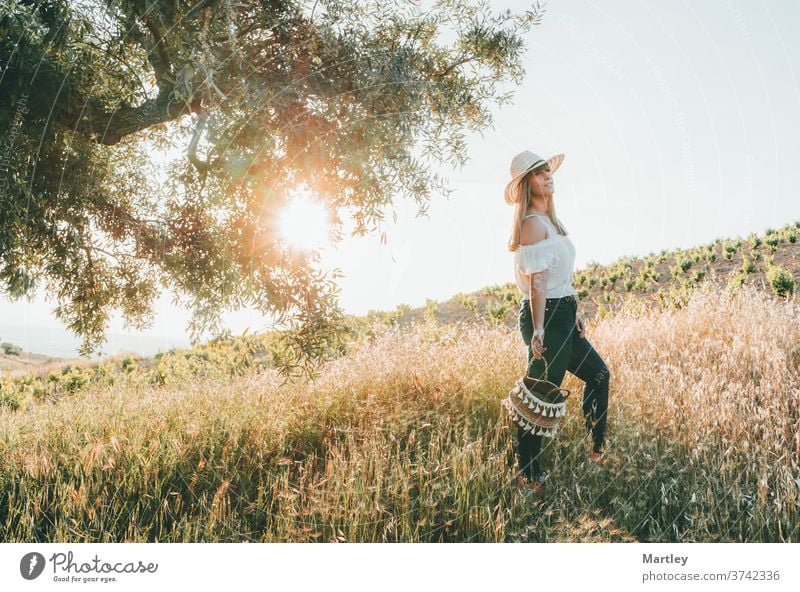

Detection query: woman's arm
xmin=519 ymin=217 xmax=550 ymax=336
xmin=574 ymin=293 xmax=587 ymax=338
xmin=529 ymin=269 xmax=548 ymax=335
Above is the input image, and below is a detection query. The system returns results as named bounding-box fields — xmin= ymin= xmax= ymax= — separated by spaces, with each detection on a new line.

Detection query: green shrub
xmin=725 ymin=271 xmax=747 ymax=294
xmin=485 ymin=302 xmax=511 ymax=325
xmin=1 ymin=342 xmax=22 ymax=356
xmin=656 ymin=283 xmax=692 ymax=310
xmin=120 ymin=356 xmax=137 ymax=372
xmin=62 ymin=367 xmax=91 ymax=393
xmin=0 ymin=386 xmax=26 ymax=411
xmin=454 ymin=293 xmax=478 ymax=314
xmin=766 ymin=266 xmax=795 ymax=297
xmin=741 ymin=256 xmax=756 ymax=273
xmin=424 ymin=298 xmax=439 ymax=322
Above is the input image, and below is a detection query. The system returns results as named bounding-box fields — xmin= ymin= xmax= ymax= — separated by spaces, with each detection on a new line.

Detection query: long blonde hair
xmin=507 ymin=170 xmax=568 ymax=251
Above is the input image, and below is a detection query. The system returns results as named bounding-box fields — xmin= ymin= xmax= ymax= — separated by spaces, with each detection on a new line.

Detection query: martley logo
xmin=20 ymin=552 xmax=46 ymax=580
xmin=18 ymin=551 xmax=158 ymax=583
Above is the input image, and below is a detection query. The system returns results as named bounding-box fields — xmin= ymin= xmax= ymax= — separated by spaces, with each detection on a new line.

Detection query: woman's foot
xmin=517 ymin=474 xmax=547 ymax=495
xmin=589 ymin=449 xmax=606 ymax=465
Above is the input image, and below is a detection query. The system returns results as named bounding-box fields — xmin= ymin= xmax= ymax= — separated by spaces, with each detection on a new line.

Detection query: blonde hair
xmin=507 ymin=171 xmax=568 ymax=251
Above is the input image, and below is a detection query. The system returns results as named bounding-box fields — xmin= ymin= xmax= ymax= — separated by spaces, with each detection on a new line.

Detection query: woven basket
xmin=502 ymin=356 xmax=571 ymax=438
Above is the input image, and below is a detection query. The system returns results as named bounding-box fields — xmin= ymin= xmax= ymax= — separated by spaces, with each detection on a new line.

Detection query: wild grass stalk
xmin=1 ymin=281 xmax=797 ymax=542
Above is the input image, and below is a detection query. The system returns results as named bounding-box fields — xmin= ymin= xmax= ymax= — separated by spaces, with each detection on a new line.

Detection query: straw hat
xmin=503 ymin=151 xmax=565 ymax=205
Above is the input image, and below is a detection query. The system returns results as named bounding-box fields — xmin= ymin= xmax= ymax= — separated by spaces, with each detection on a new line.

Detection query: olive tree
xmin=0 ymin=0 xmax=541 ymax=378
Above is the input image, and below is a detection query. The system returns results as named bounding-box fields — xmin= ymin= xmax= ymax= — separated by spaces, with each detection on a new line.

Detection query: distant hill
xmin=0 ymin=350 xmax=65 ymax=374
xmin=354 ymin=220 xmax=800 ymax=330
xmin=0 ymin=324 xmax=192 ymax=372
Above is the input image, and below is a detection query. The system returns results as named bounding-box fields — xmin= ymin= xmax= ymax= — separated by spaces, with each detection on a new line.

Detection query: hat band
xmin=529 ymin=159 xmax=546 ymax=170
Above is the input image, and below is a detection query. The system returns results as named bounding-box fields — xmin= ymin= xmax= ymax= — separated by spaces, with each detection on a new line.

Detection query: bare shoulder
xmin=519 ymin=216 xmax=548 ymax=246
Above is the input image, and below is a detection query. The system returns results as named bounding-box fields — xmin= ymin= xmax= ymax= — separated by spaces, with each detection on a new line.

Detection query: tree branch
xmin=187 ymin=111 xmax=220 ymax=173
xmin=75 ymin=39 xmax=153 ymax=100
xmin=433 ymin=55 xmax=479 ymax=80
xmin=140 ymin=13 xmax=175 ymax=90
xmin=63 ymin=87 xmax=193 ymax=145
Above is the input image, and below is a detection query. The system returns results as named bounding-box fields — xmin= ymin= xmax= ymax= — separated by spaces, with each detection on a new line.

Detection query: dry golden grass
xmin=0 ymin=280 xmax=798 ymax=542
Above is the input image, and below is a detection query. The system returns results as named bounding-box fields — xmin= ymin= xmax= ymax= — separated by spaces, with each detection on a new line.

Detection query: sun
xmin=276 ymin=191 xmax=331 ymax=252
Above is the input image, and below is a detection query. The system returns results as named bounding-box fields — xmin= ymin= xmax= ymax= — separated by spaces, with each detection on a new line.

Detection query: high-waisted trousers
xmin=515 ymin=294 xmax=611 ymax=479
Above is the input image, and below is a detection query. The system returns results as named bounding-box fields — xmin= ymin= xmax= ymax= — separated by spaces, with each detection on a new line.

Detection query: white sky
xmin=3 ymin=0 xmax=800 ymax=356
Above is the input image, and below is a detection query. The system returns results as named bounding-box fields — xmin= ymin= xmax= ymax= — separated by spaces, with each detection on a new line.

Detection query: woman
xmin=504 ymin=150 xmax=611 ymax=496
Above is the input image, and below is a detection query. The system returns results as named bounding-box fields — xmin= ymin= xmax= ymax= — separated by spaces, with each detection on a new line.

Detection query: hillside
xmin=0 ymin=351 xmax=65 ymax=374
xmin=363 ymin=220 xmax=800 ymax=330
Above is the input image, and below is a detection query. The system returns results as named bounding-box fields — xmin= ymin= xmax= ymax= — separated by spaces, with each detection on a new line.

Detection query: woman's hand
xmin=575 ymin=314 xmax=587 ymax=338
xmin=530 ymin=334 xmax=547 ymax=359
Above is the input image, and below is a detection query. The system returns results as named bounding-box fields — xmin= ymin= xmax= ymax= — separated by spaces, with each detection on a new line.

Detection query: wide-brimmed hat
xmin=503 ymin=151 xmax=565 ymax=205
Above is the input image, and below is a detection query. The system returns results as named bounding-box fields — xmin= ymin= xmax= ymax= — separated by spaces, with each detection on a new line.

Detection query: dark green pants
xmin=515 ymin=295 xmax=610 ymax=478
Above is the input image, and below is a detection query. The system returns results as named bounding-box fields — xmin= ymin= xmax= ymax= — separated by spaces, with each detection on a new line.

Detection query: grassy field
xmin=1 ymin=280 xmax=798 ymax=542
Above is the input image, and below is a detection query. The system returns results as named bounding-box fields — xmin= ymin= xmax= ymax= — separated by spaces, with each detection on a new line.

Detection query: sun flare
xmin=276 ymin=191 xmax=331 ymax=251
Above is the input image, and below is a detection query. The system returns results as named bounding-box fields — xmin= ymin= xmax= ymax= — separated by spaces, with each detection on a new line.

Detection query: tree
xmin=0 ymin=0 xmax=541 ymax=379
xmin=1 ymin=341 xmax=23 ymax=356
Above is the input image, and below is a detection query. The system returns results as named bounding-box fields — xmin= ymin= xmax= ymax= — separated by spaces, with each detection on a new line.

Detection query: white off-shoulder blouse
xmin=513 ymin=213 xmax=578 ymax=298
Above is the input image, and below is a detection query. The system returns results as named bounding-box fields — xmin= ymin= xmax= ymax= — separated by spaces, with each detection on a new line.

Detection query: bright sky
xmin=3 ymin=0 xmax=800 ymax=357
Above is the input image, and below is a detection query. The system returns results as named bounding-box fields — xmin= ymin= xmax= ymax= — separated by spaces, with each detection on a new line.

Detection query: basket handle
xmin=525 ymin=352 xmax=550 ymax=381
xmin=525 ymin=354 xmax=572 ymax=398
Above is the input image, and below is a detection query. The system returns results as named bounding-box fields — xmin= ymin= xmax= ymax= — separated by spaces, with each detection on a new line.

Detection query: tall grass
xmin=0 ymin=281 xmax=798 ymax=542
